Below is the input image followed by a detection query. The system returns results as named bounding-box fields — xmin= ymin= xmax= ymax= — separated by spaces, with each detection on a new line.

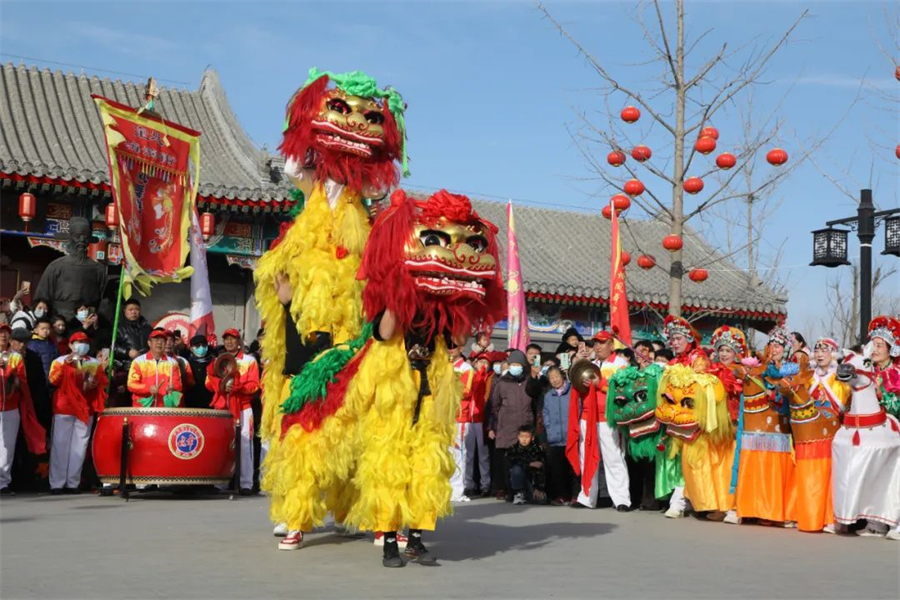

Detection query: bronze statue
xmin=34 ymin=217 xmax=108 ymax=321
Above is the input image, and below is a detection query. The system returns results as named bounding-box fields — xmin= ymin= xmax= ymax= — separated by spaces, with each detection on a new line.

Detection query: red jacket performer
xmin=206 ymin=328 xmax=259 ymax=493
xmin=128 ymin=328 xmax=183 ymax=408
xmin=0 ymin=324 xmax=47 ymax=495
xmin=48 ymin=331 xmax=107 ymax=493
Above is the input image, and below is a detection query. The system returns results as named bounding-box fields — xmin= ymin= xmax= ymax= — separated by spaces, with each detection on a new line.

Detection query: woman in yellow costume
xmin=276 ymin=189 xmax=504 ymax=567
xmin=254 ymin=68 xmax=408 ymax=549
xmin=656 ymin=364 xmax=735 ymax=520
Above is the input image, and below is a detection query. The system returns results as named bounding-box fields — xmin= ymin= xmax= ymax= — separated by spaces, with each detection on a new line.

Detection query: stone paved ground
xmin=1 ymin=492 xmax=898 ymax=599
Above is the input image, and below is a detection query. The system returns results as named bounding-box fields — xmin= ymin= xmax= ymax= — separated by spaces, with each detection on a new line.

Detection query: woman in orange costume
xmin=732 ymin=327 xmax=796 ymax=526
xmin=778 ymin=339 xmax=847 ymax=533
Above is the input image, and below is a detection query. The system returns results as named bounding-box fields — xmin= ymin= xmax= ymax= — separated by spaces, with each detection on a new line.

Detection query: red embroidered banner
xmin=93 ymin=95 xmax=201 ymax=297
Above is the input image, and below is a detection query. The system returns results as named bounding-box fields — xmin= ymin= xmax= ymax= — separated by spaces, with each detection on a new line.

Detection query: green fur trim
xmin=289 ymin=188 xmax=305 ymax=217
xmin=303 ymin=67 xmax=410 ymax=177
xmin=628 ymin=431 xmax=661 ymax=462
xmin=281 ymin=321 xmax=374 ymax=415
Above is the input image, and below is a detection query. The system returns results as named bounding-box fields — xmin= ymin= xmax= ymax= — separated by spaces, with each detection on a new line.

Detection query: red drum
xmin=92 ymin=407 xmax=236 ymax=485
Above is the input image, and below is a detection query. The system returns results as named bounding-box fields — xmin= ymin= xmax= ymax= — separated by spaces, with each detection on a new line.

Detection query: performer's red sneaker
xmin=278 ymin=530 xmax=303 ymax=551
xmin=374 ymin=532 xmax=408 ymax=548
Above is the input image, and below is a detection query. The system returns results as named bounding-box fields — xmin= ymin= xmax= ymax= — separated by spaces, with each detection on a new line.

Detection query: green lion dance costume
xmin=606 ymin=364 xmax=684 ymax=509
xmin=256 ymin=68 xmax=407 ymax=547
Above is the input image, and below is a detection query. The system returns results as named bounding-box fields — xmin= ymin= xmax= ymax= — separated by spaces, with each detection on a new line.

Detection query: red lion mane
xmin=358 ymin=189 xmax=506 ymax=341
xmin=278 ymin=74 xmax=403 ymax=193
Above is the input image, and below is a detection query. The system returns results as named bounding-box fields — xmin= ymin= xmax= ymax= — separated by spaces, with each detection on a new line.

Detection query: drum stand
xmin=229 ymin=393 xmax=241 ymax=501
xmin=118 ymin=417 xmax=131 ymax=502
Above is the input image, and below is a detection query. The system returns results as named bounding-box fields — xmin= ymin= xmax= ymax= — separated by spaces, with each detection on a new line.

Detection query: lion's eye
xmin=634 ymin=390 xmax=647 ymax=402
xmin=614 ymin=395 xmax=629 ymax=407
xmin=664 ymin=394 xmax=676 ymax=405
xmin=420 ymin=230 xmax=450 ymax=248
xmin=327 ymin=98 xmax=351 ymax=115
xmin=681 ymin=397 xmax=694 ymax=409
xmin=466 ymin=235 xmax=488 ymax=253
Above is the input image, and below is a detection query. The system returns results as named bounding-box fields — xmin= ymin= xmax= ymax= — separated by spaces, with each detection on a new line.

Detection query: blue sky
xmin=2 ymin=0 xmax=898 ymax=340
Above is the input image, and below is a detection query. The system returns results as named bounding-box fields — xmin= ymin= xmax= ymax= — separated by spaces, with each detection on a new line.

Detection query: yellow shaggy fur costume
xmin=256 ymin=183 xmax=369 ymax=527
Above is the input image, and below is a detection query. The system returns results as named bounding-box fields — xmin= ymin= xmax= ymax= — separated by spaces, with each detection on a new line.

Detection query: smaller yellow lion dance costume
xmin=656 ymin=364 xmax=735 ymax=516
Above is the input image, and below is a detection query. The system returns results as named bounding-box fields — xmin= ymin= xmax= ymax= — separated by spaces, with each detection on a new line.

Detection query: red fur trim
xmin=278 ymin=76 xmax=402 ymax=192
xmin=281 ymin=341 xmax=373 ymax=435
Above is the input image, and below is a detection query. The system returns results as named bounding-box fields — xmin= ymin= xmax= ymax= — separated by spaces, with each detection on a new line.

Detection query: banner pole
xmin=106 ymin=268 xmax=126 ymax=401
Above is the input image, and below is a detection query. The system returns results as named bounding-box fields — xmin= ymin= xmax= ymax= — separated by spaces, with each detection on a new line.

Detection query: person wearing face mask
xmin=68 ymin=304 xmax=112 ymax=357
xmin=487 ymin=350 xmax=537 ymax=501
xmin=185 ymin=335 xmax=214 ymax=409
xmin=47 ymin=331 xmax=107 ymax=494
xmin=10 ymin=298 xmax=50 ymax=333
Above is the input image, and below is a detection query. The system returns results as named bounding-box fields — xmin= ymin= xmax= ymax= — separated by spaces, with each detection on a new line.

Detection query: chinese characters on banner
xmin=506 ymin=200 xmax=530 ymax=351
xmin=609 ymin=201 xmax=633 ymax=345
xmin=93 ymin=95 xmax=201 ymax=298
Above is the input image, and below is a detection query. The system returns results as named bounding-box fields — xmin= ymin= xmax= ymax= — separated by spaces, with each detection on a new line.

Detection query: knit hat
xmin=507 ymin=349 xmax=528 ymax=366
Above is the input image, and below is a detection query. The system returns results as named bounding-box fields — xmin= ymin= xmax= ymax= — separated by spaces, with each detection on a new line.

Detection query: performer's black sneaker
xmin=404 ymin=530 xmax=438 ymax=566
xmin=615 ymin=504 xmax=633 ymax=513
xmin=0 ymin=487 xmax=14 ymax=496
xmin=382 ymin=533 xmax=405 ymax=568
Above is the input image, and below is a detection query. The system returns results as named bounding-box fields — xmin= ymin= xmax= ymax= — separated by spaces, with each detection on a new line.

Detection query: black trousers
xmin=627 ymin=455 xmax=660 ymax=510
xmin=545 ymin=445 xmax=577 ymax=500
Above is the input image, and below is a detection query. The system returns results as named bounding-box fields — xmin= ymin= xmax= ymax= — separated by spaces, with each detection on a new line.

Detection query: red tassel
xmin=890 ymin=419 xmax=899 ymax=434
xmin=852 ymin=429 xmax=861 ymax=446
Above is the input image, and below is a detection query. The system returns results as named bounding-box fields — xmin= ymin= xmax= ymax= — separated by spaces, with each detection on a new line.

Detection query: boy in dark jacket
xmin=29 ymin=318 xmax=59 ymax=381
xmin=507 ymin=426 xmax=547 ymax=505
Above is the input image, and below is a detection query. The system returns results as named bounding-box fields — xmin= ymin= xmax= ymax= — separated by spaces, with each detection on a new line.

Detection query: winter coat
xmin=489 ymin=374 xmax=536 ymax=449
xmin=542 ymin=382 xmax=571 ymax=446
xmin=113 ymin=316 xmax=152 ymax=367
xmin=186 ymin=354 xmax=214 ymax=409
xmin=29 ymin=336 xmax=59 ymax=380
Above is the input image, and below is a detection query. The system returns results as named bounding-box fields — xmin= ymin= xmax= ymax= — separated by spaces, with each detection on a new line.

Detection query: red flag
xmin=609 ymin=201 xmax=633 ymax=345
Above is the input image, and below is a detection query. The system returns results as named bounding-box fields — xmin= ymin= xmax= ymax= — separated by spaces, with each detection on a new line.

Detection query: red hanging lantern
xmin=716 ymin=152 xmax=737 ymax=170
xmin=620 ymin=106 xmax=641 ymax=123
xmin=683 ymin=177 xmax=704 ymax=194
xmin=895 ymin=65 xmax=900 ymax=81
xmin=895 ymin=144 xmax=900 ymax=160
xmin=623 ymin=179 xmax=645 ymax=196
xmin=104 ymin=202 xmax=119 ymax=229
xmin=601 ymin=205 xmax=613 ymax=220
xmin=607 ymin=150 xmax=627 ymax=167
xmin=631 ymin=145 xmax=652 ymax=162
xmin=766 ymin=148 xmax=788 ymax=166
xmin=699 ymin=126 xmax=719 ymax=140
xmin=695 ymin=136 xmax=717 ymax=155
xmin=637 ymin=254 xmax=656 ymax=270
xmin=18 ymin=192 xmax=36 ymax=223
xmin=662 ymin=235 xmax=683 ymax=252
xmin=689 ymin=268 xmax=709 ymax=282
xmin=200 ymin=211 xmax=216 ymax=241
xmin=620 ymin=251 xmax=631 ymax=266
xmin=611 ymin=194 xmax=631 ymax=212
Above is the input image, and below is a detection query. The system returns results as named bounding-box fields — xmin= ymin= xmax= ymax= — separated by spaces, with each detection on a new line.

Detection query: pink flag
xmin=506 ymin=200 xmax=530 ymax=351
xmin=188 ymin=209 xmax=216 ymax=340
xmin=609 ymin=200 xmax=633 ymax=346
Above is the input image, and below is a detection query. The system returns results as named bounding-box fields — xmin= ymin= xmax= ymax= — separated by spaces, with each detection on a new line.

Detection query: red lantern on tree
xmin=620 ymin=251 xmax=631 ymax=266
xmin=621 ymin=106 xmax=641 ymax=123
xmin=607 ymin=150 xmax=627 ymax=167
xmin=695 ymin=136 xmax=717 ymax=155
xmin=683 ymin=177 xmax=704 ymax=194
xmin=18 ymin=192 xmax=36 ymax=223
xmin=716 ymin=152 xmax=737 ymax=170
xmin=662 ymin=235 xmax=683 ymax=252
xmin=631 ymin=145 xmax=652 ymax=162
xmin=601 ymin=205 xmax=613 ymax=220
xmin=895 ymin=144 xmax=900 ymax=160
xmin=623 ymin=179 xmax=645 ymax=196
xmin=895 ymin=64 xmax=900 ymax=81
xmin=200 ymin=211 xmax=216 ymax=241
xmin=637 ymin=254 xmax=656 ymax=269
xmin=689 ymin=268 xmax=709 ymax=282
xmin=699 ymin=126 xmax=719 ymax=140
xmin=766 ymin=148 xmax=788 ymax=166
xmin=104 ymin=202 xmax=119 ymax=230
xmin=611 ymin=194 xmax=631 ymax=212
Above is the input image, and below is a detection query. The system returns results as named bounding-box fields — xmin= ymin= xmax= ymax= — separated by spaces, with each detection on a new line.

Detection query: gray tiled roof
xmin=0 ymin=63 xmax=291 ymax=203
xmin=465 ymin=198 xmax=787 ymax=317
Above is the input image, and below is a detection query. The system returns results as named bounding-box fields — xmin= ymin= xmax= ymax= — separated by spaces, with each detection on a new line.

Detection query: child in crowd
xmin=507 ymin=425 xmax=547 ymax=505
xmin=30 ymin=317 xmax=59 ymax=380
xmin=48 ymin=332 xmax=107 ymax=493
xmin=52 ymin=315 xmax=69 ymax=356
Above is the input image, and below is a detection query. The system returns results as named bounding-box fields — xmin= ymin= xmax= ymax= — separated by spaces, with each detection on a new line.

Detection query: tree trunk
xmin=667 ymin=0 xmax=686 ymax=317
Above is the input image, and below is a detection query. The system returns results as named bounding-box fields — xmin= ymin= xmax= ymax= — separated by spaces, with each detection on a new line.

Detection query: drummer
xmin=127 ymin=328 xmax=183 ymax=408
xmin=205 ymin=328 xmax=259 ymax=495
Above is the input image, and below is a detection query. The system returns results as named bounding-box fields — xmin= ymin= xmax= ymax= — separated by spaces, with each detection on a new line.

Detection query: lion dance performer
xmin=656 ymin=364 xmax=734 ymax=520
xmin=256 ymin=68 xmax=408 ymax=548
xmin=275 ymin=189 xmax=504 ymax=567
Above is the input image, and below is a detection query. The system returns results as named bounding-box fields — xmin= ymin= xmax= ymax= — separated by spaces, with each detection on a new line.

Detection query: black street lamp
xmin=810 ymin=189 xmax=900 ymax=344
